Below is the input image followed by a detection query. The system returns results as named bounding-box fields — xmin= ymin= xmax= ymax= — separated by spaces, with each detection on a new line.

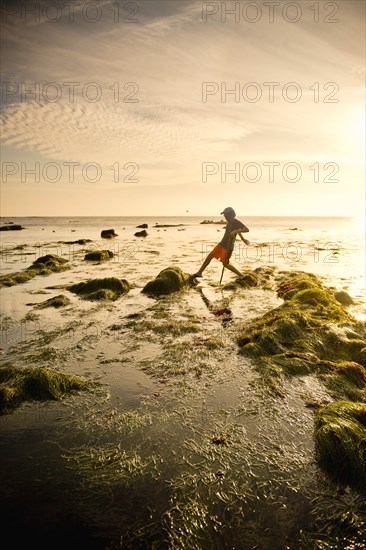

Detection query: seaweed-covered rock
xmin=0 ymin=366 xmax=91 ymax=415
xmin=236 ymin=272 xmax=259 ymax=288
xmin=135 ymin=230 xmax=148 ymax=237
xmin=69 ymin=277 xmax=130 ymax=301
xmin=277 ymin=271 xmax=320 ymax=300
xmin=237 ymin=270 xmax=366 ymax=398
xmin=84 ymin=250 xmax=114 ymax=262
xmin=142 ymin=266 xmax=197 ymax=296
xmin=36 ymin=295 xmax=71 ymax=309
xmin=314 ymin=401 xmax=366 ymax=491
xmin=33 ymin=254 xmax=68 ymax=271
xmin=0 ymin=254 xmax=69 ymax=288
xmin=101 ymin=229 xmax=118 ymax=239
xmin=223 ymin=268 xmax=274 ymax=291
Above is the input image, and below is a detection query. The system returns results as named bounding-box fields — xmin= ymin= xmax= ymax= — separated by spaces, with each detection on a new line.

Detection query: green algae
xmin=319 ymin=362 xmax=366 ymax=402
xmin=162 ymin=499 xmax=213 ymax=550
xmin=0 ymin=254 xmax=69 ymax=288
xmin=64 ymin=445 xmax=155 ymax=488
xmin=84 ymin=250 xmax=114 ymax=261
xmin=69 ymin=277 xmax=130 ymax=301
xmin=142 ymin=266 xmax=198 ymax=296
xmin=299 ymin=507 xmax=366 ymax=549
xmin=0 ymin=366 xmax=91 ymax=415
xmin=314 ymin=401 xmax=366 ymax=491
xmin=276 ymin=270 xmax=321 ymax=300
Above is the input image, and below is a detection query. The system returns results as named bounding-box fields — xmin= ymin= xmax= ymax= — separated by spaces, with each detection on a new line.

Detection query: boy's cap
xmin=220 ymin=207 xmax=236 ymax=218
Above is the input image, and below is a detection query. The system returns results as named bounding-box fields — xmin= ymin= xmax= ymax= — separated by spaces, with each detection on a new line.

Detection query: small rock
xmin=101 ymin=229 xmax=118 ymax=239
xmin=334 ymin=290 xmax=354 ymax=306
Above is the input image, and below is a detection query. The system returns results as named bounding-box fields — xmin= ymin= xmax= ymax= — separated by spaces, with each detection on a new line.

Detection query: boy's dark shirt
xmin=219 ymin=219 xmax=246 ymax=250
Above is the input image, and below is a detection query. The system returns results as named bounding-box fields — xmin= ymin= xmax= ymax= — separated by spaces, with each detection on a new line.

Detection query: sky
xmin=0 ymin=0 xmax=365 ymax=217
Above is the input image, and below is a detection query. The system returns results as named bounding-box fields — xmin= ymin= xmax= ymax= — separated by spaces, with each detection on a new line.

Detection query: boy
xmin=192 ymin=207 xmax=250 ymax=279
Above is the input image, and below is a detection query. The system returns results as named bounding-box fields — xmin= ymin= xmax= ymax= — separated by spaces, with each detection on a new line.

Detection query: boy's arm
xmin=239 ymin=232 xmax=250 ymax=246
xmin=229 ymin=223 xmax=249 ymax=237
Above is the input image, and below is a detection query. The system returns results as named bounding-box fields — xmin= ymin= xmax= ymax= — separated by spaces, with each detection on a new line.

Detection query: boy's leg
xmin=192 ymin=253 xmax=214 ymax=277
xmin=223 ymin=252 xmax=244 ymax=278
xmin=225 ymin=262 xmax=244 ymax=278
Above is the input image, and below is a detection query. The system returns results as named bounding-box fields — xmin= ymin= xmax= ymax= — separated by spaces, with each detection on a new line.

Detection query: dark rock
xmin=0 ymin=224 xmax=24 ymax=231
xmin=142 ymin=266 xmax=197 ymax=296
xmin=135 ymin=230 xmax=148 ymax=237
xmin=101 ymin=229 xmax=118 ymax=239
xmin=63 ymin=239 xmax=92 ymax=245
xmin=84 ymin=250 xmax=114 ymax=262
xmin=334 ymin=290 xmax=354 ymax=306
xmin=136 ymin=223 xmax=148 ymax=228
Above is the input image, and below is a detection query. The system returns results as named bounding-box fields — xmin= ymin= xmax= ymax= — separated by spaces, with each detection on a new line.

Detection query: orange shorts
xmin=210 ymin=244 xmax=232 ymax=264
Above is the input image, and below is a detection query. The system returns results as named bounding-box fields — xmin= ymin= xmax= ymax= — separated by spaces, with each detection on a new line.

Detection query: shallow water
xmin=0 ymin=216 xmax=365 ymax=548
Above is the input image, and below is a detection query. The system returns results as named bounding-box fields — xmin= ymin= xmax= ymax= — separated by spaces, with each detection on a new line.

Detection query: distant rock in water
xmin=0 ymin=224 xmax=24 ymax=231
xmin=153 ymin=224 xmax=185 ymax=228
xmin=142 ymin=266 xmax=197 ymax=296
xmin=334 ymin=290 xmax=354 ymax=306
xmin=135 ymin=230 xmax=148 ymax=237
xmin=84 ymin=250 xmax=114 ymax=262
xmin=200 ymin=220 xmax=225 ymax=225
xmin=69 ymin=277 xmax=130 ymax=301
xmin=62 ymin=239 xmax=92 ymax=245
xmin=101 ymin=229 xmax=118 ymax=239
xmin=136 ymin=223 xmax=148 ymax=228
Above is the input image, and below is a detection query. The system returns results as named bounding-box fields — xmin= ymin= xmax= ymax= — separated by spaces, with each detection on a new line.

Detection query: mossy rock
xmin=236 ymin=272 xmax=259 ymax=288
xmin=314 ymin=401 xmax=366 ymax=491
xmin=84 ymin=250 xmax=114 ymax=262
xmin=237 ymin=271 xmax=366 ymax=398
xmin=32 ymin=254 xmax=68 ymax=270
xmin=69 ymin=277 xmax=130 ymax=301
xmin=142 ymin=266 xmax=197 ymax=296
xmin=223 ymin=268 xmax=274 ymax=290
xmin=0 ymin=366 xmax=91 ymax=415
xmin=36 ymin=295 xmax=71 ymax=309
xmin=276 ymin=271 xmax=321 ymax=300
xmin=0 ymin=255 xmax=69 ymax=288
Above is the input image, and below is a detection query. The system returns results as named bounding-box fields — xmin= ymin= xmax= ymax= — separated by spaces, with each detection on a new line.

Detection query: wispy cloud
xmin=1 ymin=0 xmax=365 ymax=214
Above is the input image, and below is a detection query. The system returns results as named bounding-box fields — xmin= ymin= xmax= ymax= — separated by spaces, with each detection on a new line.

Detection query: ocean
xmin=0 ymin=215 xmax=365 ymax=548
xmin=1 ymin=215 xmax=365 ymax=318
